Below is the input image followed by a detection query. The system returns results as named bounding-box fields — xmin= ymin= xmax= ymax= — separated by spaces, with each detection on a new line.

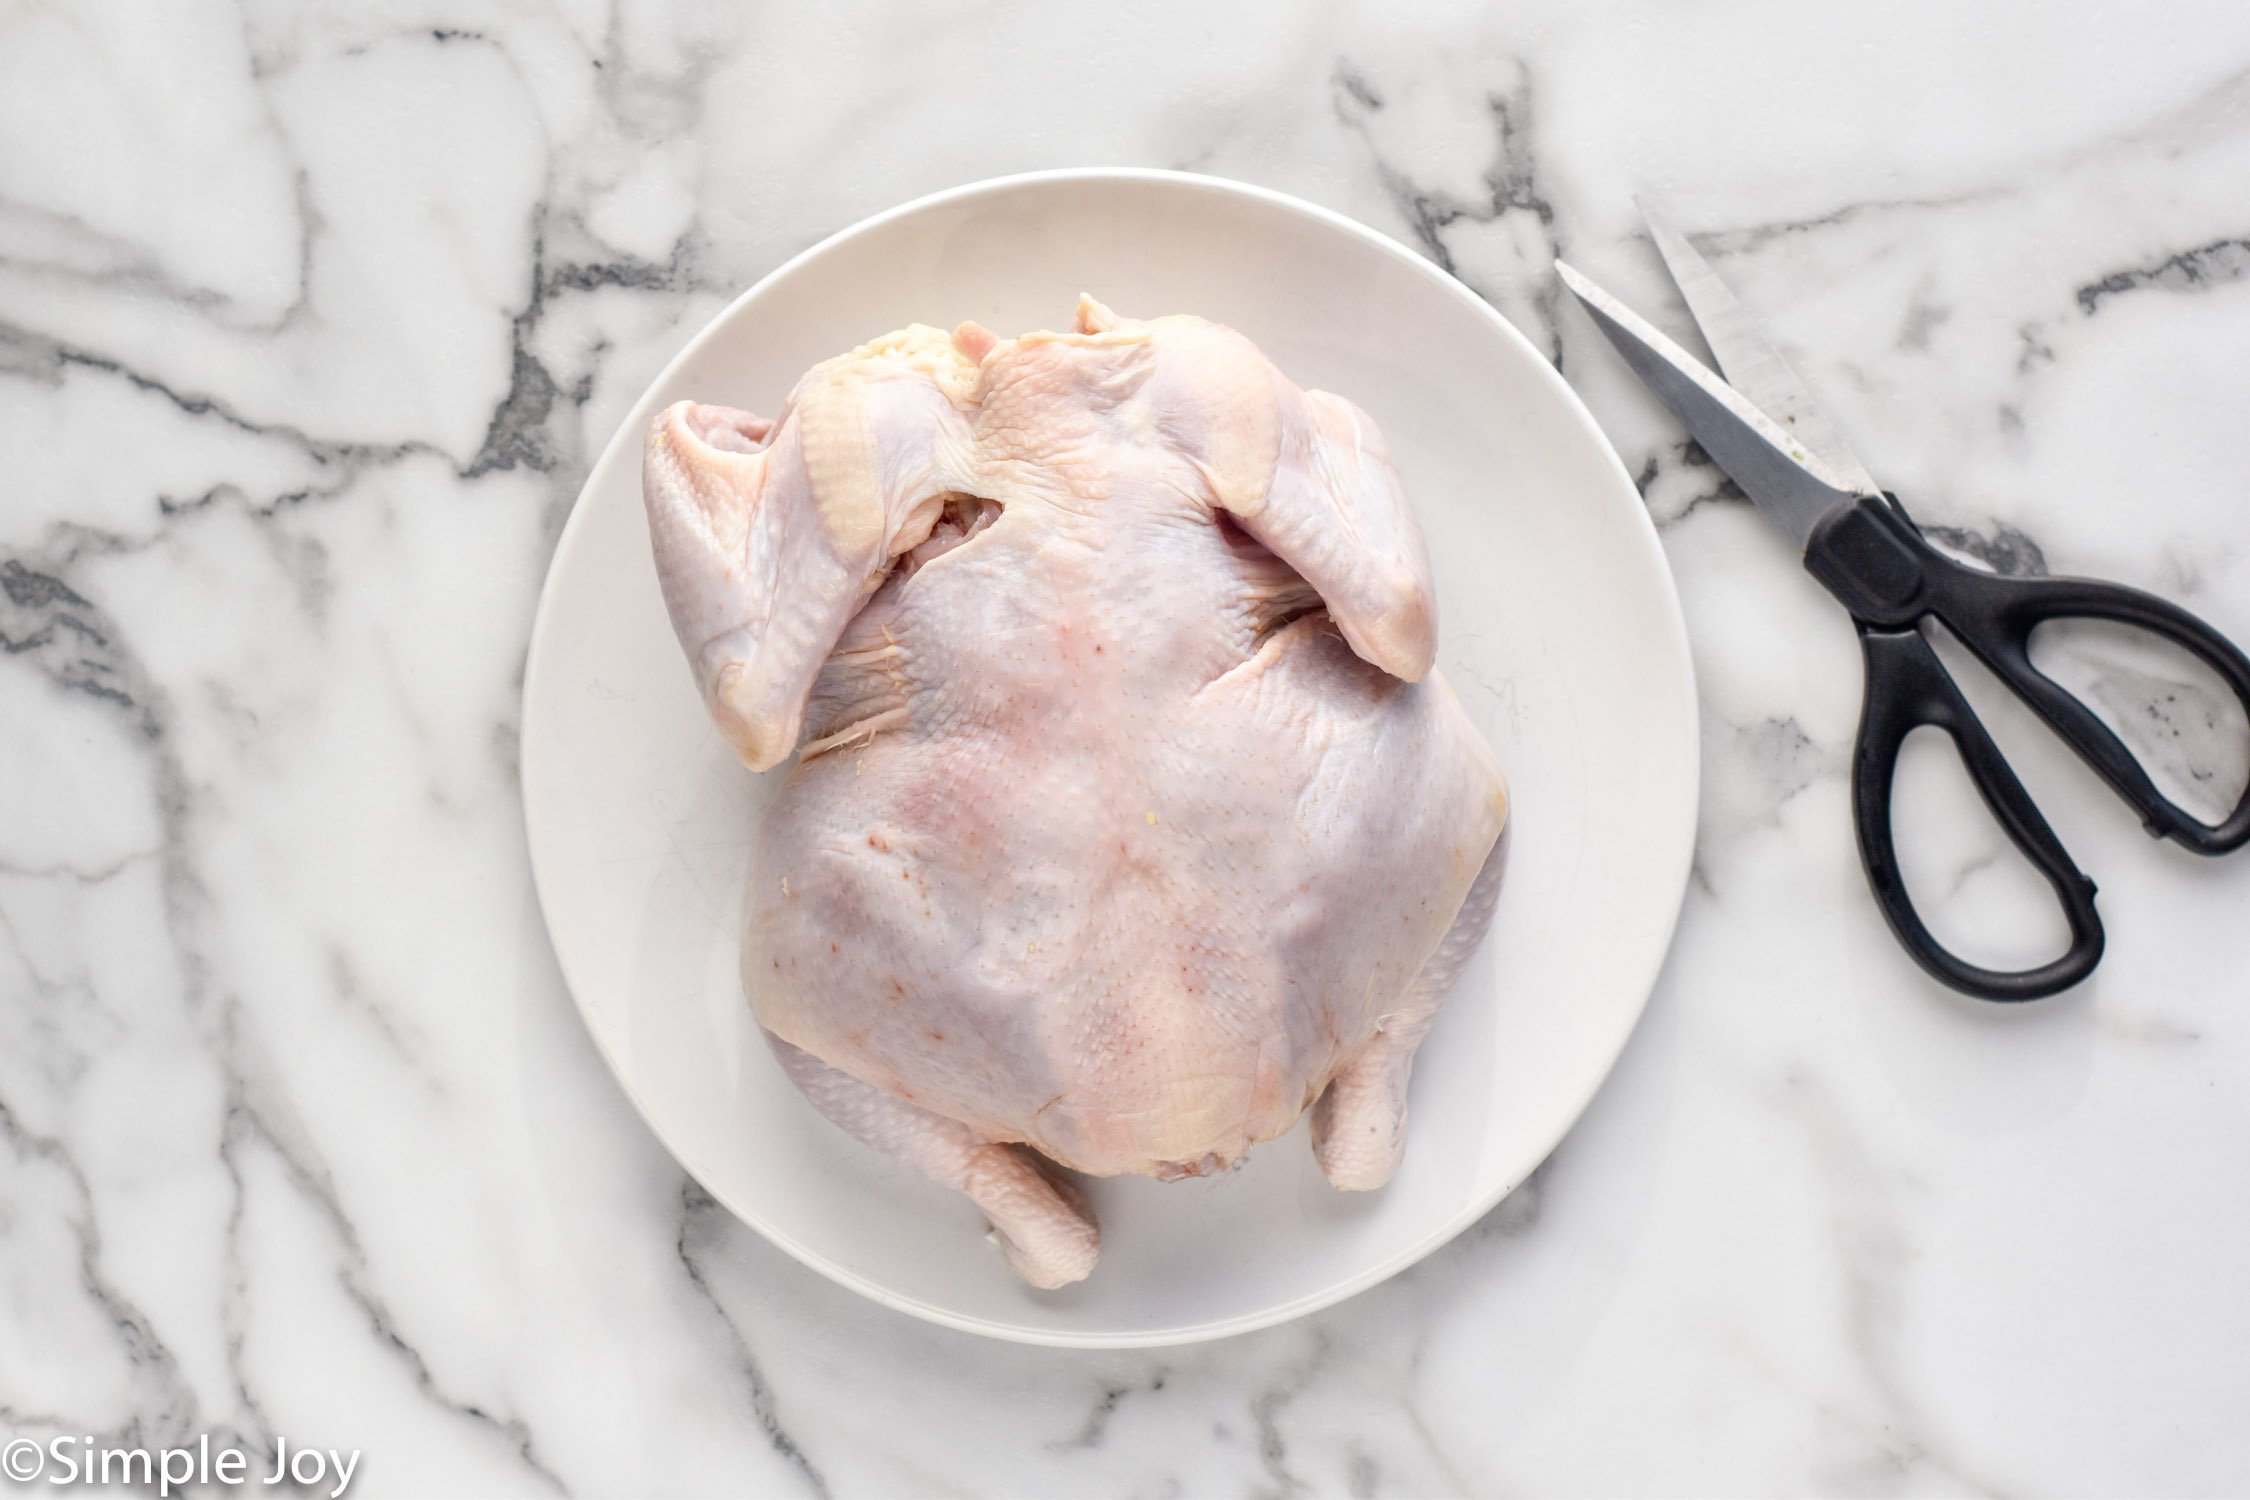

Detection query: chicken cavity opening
xmin=1212 ymin=509 xmax=1264 ymax=557
xmin=900 ymin=493 xmax=1002 ymax=575
xmin=1214 ymin=511 xmax=1326 ymax=649
xmin=1253 ymin=600 xmax=1327 ymax=650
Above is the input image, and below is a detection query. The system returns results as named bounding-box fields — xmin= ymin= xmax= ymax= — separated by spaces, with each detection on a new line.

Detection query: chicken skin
xmin=643 ymin=297 xmax=1508 ymax=1287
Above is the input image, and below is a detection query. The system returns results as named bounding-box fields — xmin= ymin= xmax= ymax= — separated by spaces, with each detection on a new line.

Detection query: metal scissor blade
xmin=1635 ymin=197 xmax=1884 ymax=498
xmin=1556 ymin=259 xmax=1859 ymax=547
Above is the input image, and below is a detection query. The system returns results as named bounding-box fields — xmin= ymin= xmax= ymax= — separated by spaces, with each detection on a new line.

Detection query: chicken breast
xmin=643 ymin=297 xmax=1508 ymax=1287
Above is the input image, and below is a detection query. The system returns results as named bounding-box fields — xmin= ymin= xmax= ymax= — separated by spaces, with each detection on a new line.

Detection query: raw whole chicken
xmin=643 ymin=297 xmax=1508 ymax=1287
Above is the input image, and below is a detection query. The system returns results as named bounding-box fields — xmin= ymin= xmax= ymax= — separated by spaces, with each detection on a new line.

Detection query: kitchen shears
xmin=1557 ymin=204 xmax=2250 ymax=1001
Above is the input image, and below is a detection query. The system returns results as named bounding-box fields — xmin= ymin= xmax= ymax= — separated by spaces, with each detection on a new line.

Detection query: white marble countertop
xmin=7 ymin=3 xmax=2250 ymax=1495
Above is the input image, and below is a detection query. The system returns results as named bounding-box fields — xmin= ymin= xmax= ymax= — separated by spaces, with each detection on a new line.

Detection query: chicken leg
xmin=1312 ymin=833 xmax=1507 ymax=1190
xmin=767 ymin=1034 xmax=1101 ymax=1288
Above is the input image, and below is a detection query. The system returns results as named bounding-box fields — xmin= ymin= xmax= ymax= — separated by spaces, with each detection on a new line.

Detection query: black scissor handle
xmin=1809 ymin=493 xmax=2250 ymax=855
xmin=1850 ymin=625 xmax=2105 ymax=1001
xmin=1930 ymin=567 xmax=2250 ymax=854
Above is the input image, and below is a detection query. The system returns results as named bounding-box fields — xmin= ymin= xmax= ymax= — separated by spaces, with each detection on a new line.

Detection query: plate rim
xmin=520 ymin=166 xmax=1700 ymax=1348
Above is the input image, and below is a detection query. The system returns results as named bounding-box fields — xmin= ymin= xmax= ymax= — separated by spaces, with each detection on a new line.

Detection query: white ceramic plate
xmin=522 ymin=170 xmax=1697 ymax=1347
